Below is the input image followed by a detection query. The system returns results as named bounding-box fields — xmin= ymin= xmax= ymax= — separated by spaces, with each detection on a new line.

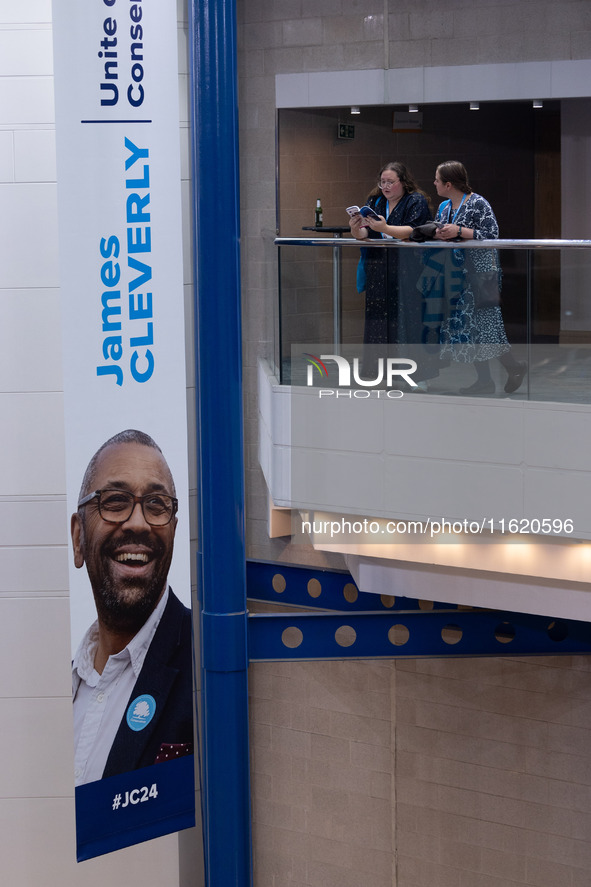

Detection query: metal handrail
xmin=275 ymin=236 xmax=591 ymax=249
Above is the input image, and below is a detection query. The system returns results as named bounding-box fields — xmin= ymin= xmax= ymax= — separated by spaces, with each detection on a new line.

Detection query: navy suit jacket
xmin=102 ymin=589 xmax=194 ymax=779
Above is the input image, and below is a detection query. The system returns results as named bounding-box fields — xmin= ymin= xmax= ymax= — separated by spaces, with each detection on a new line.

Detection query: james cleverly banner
xmin=52 ymin=0 xmax=195 ymax=861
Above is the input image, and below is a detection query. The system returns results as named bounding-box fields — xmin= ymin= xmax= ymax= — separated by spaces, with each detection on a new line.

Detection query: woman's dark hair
xmin=368 ymin=161 xmax=430 ymax=208
xmin=436 ymin=160 xmax=472 ymax=194
xmin=379 ymin=161 xmax=420 ymax=194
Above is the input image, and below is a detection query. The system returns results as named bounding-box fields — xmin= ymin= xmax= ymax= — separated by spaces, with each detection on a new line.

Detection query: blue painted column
xmin=188 ymin=1 xmax=252 ymax=884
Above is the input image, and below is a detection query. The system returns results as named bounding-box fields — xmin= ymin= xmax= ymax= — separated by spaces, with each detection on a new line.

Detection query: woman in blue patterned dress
xmin=433 ymin=161 xmax=527 ymax=395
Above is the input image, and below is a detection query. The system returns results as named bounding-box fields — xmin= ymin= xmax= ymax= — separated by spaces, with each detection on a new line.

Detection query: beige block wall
xmin=395 ymin=653 xmax=591 ymax=887
xmin=240 ymin=1 xmax=591 ymax=885
xmin=249 ymin=653 xmax=591 ymax=887
xmin=249 ymin=658 xmax=395 ymax=887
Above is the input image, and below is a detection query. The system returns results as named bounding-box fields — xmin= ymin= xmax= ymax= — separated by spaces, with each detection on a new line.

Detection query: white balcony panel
xmin=525 ymin=401 xmax=591 ymax=471
xmin=524 ymin=468 xmax=591 ymax=534
xmin=346 ymin=556 xmax=591 ymax=623
xmin=259 ymin=359 xmax=591 ymax=535
xmin=383 ymin=456 xmax=523 ymax=523
xmin=384 ymin=398 xmax=524 ymax=463
xmin=291 ymin=391 xmax=385 ymax=453
xmin=293 ymin=449 xmax=389 ymax=513
xmin=259 ymin=358 xmax=591 ymax=617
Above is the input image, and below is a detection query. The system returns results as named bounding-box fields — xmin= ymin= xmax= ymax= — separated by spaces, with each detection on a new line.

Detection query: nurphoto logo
xmin=303 ymin=353 xmax=418 ymax=398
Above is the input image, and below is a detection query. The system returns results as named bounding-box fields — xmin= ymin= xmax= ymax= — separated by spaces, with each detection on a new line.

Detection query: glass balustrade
xmin=275 ymin=237 xmax=591 ymax=404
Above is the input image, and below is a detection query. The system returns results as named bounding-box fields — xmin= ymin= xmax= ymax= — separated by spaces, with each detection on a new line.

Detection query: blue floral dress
xmin=436 ymin=193 xmax=510 ymax=363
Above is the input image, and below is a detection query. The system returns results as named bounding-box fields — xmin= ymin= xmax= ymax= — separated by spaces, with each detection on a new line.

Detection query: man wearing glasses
xmin=70 ymin=429 xmax=193 ymax=786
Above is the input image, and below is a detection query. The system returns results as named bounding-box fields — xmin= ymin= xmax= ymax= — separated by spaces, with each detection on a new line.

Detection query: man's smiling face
xmin=71 ymin=441 xmax=177 ymax=635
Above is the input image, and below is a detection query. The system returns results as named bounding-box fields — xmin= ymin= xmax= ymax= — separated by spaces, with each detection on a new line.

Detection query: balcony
xmin=259 ymin=238 xmax=591 ymax=621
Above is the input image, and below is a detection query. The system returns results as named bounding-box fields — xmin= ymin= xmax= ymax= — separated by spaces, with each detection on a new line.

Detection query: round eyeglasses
xmin=378 ymin=180 xmax=398 ymax=189
xmin=77 ymin=489 xmax=178 ymax=526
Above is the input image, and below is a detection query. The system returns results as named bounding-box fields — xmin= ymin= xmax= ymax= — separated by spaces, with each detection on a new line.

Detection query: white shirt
xmin=72 ymin=587 xmax=169 ymax=786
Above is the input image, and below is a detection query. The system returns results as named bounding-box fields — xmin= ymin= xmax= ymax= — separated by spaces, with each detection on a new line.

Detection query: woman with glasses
xmin=349 ymin=162 xmax=433 ymax=384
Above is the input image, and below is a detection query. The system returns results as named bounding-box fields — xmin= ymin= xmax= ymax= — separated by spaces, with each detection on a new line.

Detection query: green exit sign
xmin=338 ymin=124 xmax=355 ymax=139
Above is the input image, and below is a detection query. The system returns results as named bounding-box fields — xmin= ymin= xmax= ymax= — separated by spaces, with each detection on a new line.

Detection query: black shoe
xmin=504 ymin=361 xmax=527 ymax=394
xmin=459 ymin=379 xmax=495 ymax=396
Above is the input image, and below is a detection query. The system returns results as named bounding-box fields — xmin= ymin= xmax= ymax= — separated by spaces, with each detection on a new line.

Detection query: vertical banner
xmin=52 ymin=0 xmax=195 ymax=860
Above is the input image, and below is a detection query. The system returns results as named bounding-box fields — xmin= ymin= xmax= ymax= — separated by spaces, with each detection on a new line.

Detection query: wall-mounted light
xmin=350 ymin=106 xmax=360 ymax=115
xmin=533 ymin=99 xmax=543 ymax=109
xmin=470 ymin=101 xmax=480 ymax=111
xmin=408 ymin=104 xmax=419 ymax=113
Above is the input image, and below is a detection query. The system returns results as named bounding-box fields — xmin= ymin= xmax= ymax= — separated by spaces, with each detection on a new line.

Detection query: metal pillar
xmin=189 ymin=1 xmax=252 ymax=885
